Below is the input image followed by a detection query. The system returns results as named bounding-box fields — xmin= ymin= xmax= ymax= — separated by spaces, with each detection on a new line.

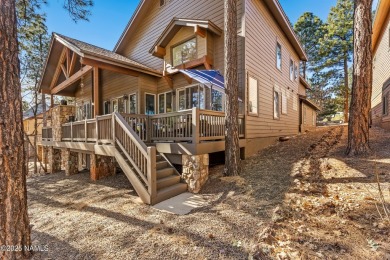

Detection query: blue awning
xmin=179 ymin=70 xmax=225 ymax=91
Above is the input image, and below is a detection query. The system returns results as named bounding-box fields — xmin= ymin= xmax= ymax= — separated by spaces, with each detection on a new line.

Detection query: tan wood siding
xmin=298 ymin=83 xmax=306 ymax=96
xmin=302 ymin=103 xmax=316 ymax=127
xmin=139 ymin=74 xmax=158 ymax=114
xmin=75 ymin=71 xmax=93 ymax=105
xmin=245 ymin=0 xmax=300 ymax=138
xmin=118 ymin=0 xmax=244 ymax=75
xmin=372 ymin=15 xmax=390 ymax=126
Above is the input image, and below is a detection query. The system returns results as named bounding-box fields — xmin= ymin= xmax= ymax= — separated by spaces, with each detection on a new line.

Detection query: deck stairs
xmin=113 ymin=112 xmax=187 ymax=205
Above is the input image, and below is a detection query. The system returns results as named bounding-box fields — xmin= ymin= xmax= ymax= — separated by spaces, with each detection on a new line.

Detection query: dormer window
xmin=172 ymin=38 xmax=197 ymax=66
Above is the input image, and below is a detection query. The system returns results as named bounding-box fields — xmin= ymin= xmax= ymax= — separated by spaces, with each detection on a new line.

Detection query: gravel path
xmin=27 ymin=127 xmax=389 ymax=259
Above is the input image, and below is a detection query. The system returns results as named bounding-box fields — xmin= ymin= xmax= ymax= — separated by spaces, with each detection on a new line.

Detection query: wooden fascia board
xmin=51 ymin=65 xmax=92 ymax=95
xmin=54 ymin=35 xmax=84 ymax=57
xmin=38 ymin=36 xmax=56 ymax=92
xmin=373 ymin=2 xmax=390 ymax=54
xmin=194 ymin=25 xmax=206 ymax=38
xmin=81 ymin=57 xmax=140 ymax=77
xmin=81 ymin=55 xmax=161 ymax=77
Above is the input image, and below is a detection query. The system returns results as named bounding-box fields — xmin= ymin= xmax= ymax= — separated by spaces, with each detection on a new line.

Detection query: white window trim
xmin=289 ymin=59 xmax=294 ymax=81
xmin=273 ymin=90 xmax=280 ymax=120
xmin=247 ymin=75 xmax=258 ymax=116
xmin=158 ymin=91 xmax=173 ymax=114
xmin=276 ymin=42 xmax=282 ymax=71
xmin=145 ymin=93 xmax=156 ymax=115
xmin=176 ymin=83 xmax=204 ymax=111
xmin=110 ymin=95 xmax=128 ymax=113
xmin=128 ymin=92 xmax=137 ymax=114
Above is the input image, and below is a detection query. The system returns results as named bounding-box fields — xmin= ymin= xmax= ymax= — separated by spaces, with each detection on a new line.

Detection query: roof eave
xmin=372 ymin=0 xmax=390 ymax=54
xmin=264 ymin=0 xmax=308 ymax=61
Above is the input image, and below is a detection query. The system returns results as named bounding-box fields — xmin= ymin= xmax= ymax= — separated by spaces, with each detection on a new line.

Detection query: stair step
xmin=156 ymin=161 xmax=169 ymax=170
xmin=154 ymin=183 xmax=188 ymax=204
xmin=156 ymin=168 xmax=175 ymax=179
xmin=157 ymin=175 xmax=181 ymax=190
xmin=156 ymin=154 xmax=164 ymax=162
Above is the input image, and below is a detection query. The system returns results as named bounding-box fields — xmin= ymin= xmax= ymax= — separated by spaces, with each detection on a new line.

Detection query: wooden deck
xmin=42 ymin=108 xmax=246 ymax=155
xmin=41 ymin=110 xmax=245 ymax=205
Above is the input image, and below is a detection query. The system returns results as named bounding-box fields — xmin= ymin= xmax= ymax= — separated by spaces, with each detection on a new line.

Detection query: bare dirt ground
xmin=27 ymin=126 xmax=390 ymax=259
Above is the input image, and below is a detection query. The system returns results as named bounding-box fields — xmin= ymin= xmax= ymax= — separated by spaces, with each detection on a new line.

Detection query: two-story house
xmin=371 ymin=0 xmax=390 ymax=130
xmin=40 ymin=0 xmax=309 ymax=204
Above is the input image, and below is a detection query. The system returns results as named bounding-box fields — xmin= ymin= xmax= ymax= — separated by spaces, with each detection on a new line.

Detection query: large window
xmin=145 ymin=93 xmax=156 ymax=115
xmin=177 ymin=85 xmax=205 ymax=110
xmin=129 ymin=93 xmax=137 ymax=114
xmin=276 ymin=43 xmax=282 ymax=70
xmin=274 ymin=91 xmax=280 ymax=119
xmin=158 ymin=92 xmax=173 ymax=114
xmin=209 ymin=88 xmax=224 ymax=111
xmin=248 ymin=76 xmax=258 ymax=115
xmin=172 ymin=38 xmax=197 ymax=66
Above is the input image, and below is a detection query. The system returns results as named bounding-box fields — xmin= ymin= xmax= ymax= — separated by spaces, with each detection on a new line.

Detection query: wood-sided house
xmin=40 ymin=0 xmax=309 ymax=204
xmin=371 ymin=0 xmax=390 ymax=130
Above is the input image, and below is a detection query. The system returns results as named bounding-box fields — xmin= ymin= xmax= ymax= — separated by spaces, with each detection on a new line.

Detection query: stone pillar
xmin=51 ymin=105 xmax=76 ymax=141
xmin=48 ymin=147 xmax=61 ymax=173
xmin=78 ymin=153 xmax=84 ymax=171
xmin=182 ymin=154 xmax=209 ymax=193
xmin=64 ymin=149 xmax=79 ymax=176
xmin=90 ymin=154 xmax=116 ymax=181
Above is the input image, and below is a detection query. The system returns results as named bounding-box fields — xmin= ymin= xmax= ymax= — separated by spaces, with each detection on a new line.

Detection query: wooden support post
xmin=70 ymin=122 xmax=73 ymax=142
xmin=147 ymin=146 xmax=157 ymax=203
xmin=95 ymin=117 xmax=100 ymax=144
xmin=93 ymin=67 xmax=101 ymax=117
xmin=84 ymin=119 xmax=87 ymax=143
xmin=50 ymin=95 xmax=54 ymax=108
xmin=192 ymin=107 xmax=200 ymax=144
xmin=112 ymin=113 xmax=116 ymax=145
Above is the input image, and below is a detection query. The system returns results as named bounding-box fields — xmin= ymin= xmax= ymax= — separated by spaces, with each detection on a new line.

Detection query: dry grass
xmin=27 ymin=127 xmax=390 ymax=259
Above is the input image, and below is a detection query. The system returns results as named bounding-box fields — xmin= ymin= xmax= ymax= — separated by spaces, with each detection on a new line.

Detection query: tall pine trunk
xmin=0 ymin=0 xmax=32 ymax=258
xmin=344 ymin=57 xmax=349 ymax=123
xmin=346 ymin=0 xmax=373 ymax=155
xmin=224 ymin=0 xmax=240 ymax=176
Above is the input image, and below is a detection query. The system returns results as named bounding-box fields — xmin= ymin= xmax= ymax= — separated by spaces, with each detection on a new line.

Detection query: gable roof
xmin=114 ymin=0 xmax=308 ymax=61
xmin=149 ymin=18 xmax=222 ymax=55
xmin=372 ymin=0 xmax=390 ymax=54
xmin=23 ymin=104 xmax=49 ymax=120
xmin=39 ymin=33 xmax=161 ymax=92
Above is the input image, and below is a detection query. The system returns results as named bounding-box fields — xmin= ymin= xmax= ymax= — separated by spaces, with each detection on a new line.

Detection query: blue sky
xmin=42 ymin=0 xmax=379 ymax=51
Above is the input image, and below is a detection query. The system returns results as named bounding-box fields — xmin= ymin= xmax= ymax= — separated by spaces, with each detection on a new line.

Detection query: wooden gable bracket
xmin=183 ymin=74 xmax=193 ymax=84
xmin=163 ymin=76 xmax=173 ymax=88
xmin=203 ymin=55 xmax=213 ymax=70
xmin=194 ymin=25 xmax=206 ymax=38
xmin=51 ymin=65 xmax=93 ymax=95
xmin=50 ymin=47 xmax=67 ymax=89
xmin=153 ymin=46 xmax=166 ymax=58
xmin=68 ymin=52 xmax=77 ymax=76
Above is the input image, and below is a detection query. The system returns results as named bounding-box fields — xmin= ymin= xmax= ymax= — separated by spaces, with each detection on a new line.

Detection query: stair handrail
xmin=113 ymin=112 xmax=157 ymax=202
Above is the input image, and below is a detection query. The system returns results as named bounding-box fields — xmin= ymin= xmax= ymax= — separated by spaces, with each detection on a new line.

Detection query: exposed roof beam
xmin=51 ymin=65 xmax=92 ymax=95
xmin=50 ymin=47 xmax=67 ymax=89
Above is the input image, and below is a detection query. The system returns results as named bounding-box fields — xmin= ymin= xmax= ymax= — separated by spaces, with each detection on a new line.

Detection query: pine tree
xmin=346 ymin=0 xmax=373 ymax=155
xmin=320 ymin=0 xmax=354 ymax=123
xmin=224 ymin=0 xmax=240 ymax=176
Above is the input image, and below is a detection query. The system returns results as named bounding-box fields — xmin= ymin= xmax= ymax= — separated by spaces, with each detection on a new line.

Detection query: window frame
xmin=128 ymin=93 xmax=137 ymax=114
xmin=247 ymin=75 xmax=259 ymax=116
xmin=289 ymin=59 xmax=294 ymax=81
xmin=274 ymin=90 xmax=280 ymax=120
xmin=145 ymin=93 xmax=156 ymax=115
xmin=383 ymin=95 xmax=388 ymax=116
xmin=276 ymin=42 xmax=282 ymax=71
xmin=158 ymin=91 xmax=173 ymax=114
xmin=103 ymin=100 xmax=111 ymax=115
xmin=111 ymin=95 xmax=127 ymax=114
xmin=171 ymin=37 xmax=198 ymax=67
xmin=176 ymin=84 xmax=206 ymax=111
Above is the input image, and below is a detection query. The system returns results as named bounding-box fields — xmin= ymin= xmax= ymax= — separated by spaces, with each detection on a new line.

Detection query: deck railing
xmin=42 ymin=109 xmax=245 ymax=144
